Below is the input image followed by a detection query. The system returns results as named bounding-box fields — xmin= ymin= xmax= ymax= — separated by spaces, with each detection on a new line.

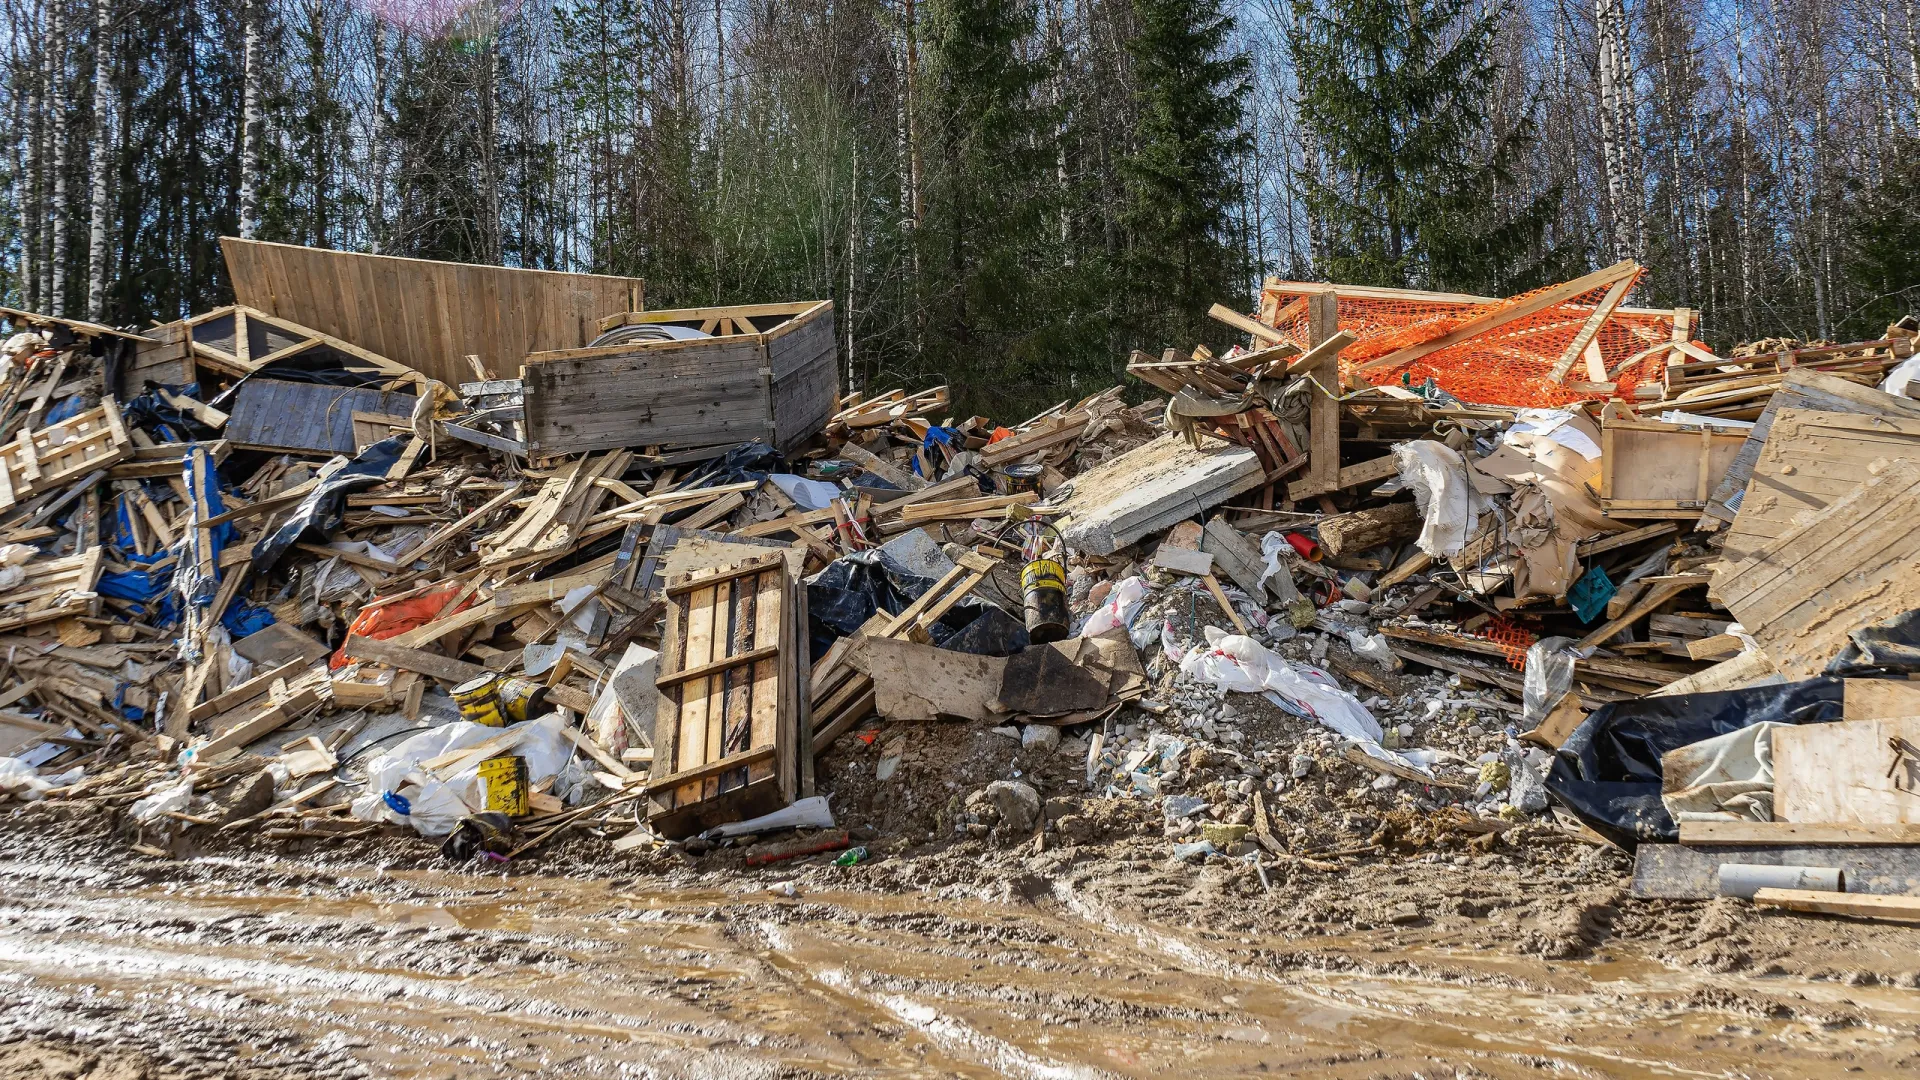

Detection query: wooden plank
xmin=1678 ymin=821 xmax=1920 ymax=846
xmin=1352 ymin=261 xmax=1640 ymax=375
xmin=1704 ymin=368 xmax=1920 ymax=524
xmin=1548 ymin=274 xmax=1636 ymax=383
xmin=1720 ymin=408 xmax=1920 ymax=568
xmin=1845 ymin=679 xmax=1920 ymax=720
xmin=342 ymin=635 xmax=486 ymax=684
xmin=1752 ymin=888 xmax=1920 ymax=922
xmin=1207 ymin=303 xmax=1285 ymax=344
xmin=197 ymin=688 xmax=322 ymax=758
xmin=1297 ymin=290 xmax=1343 ymax=497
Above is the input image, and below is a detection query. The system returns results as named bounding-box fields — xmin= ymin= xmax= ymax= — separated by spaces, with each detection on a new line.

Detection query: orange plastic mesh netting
xmin=1259 ymin=267 xmax=1686 ymax=409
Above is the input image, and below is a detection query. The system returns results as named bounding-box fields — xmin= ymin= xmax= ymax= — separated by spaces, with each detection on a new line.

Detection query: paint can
xmin=1021 ymin=557 xmax=1070 ymax=643
xmin=477 ymin=754 xmax=530 ymax=818
xmin=999 ymin=462 xmax=1045 ymax=496
xmin=452 ymin=674 xmax=506 ymax=728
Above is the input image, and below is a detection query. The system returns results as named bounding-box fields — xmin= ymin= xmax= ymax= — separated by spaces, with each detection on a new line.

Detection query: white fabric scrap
xmin=1394 ymin=440 xmax=1486 ymax=558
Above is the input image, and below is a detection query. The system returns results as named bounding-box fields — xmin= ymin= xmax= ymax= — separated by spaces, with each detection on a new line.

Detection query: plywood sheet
xmin=1711 ymin=469 xmax=1920 ymax=679
xmin=222 ymin=238 xmax=644 ymax=387
xmin=1773 ymin=717 xmax=1920 ymax=824
xmin=1845 ymin=679 xmax=1920 ymax=721
xmin=1059 ymin=433 xmax=1263 ymax=555
xmin=1721 ymin=408 xmax=1920 ymax=567
xmin=1704 ymin=368 xmax=1920 ymax=524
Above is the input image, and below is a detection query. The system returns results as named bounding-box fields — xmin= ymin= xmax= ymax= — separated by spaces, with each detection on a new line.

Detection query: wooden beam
xmin=1678 ymin=821 xmax=1920 ymax=846
xmin=1548 ymin=274 xmax=1637 ymax=383
xmin=342 ymin=634 xmax=486 ymax=684
xmin=1752 ymin=888 xmax=1920 ymax=923
xmin=1207 ymin=303 xmax=1285 ymax=345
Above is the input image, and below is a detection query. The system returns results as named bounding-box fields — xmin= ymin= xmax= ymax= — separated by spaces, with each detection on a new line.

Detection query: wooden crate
xmin=520 ymin=301 xmax=838 ymax=459
xmin=0 ymin=398 xmax=131 ymax=511
xmin=1598 ymin=404 xmax=1745 ymax=519
xmin=0 ymin=547 xmax=104 ymax=632
xmin=648 ymin=553 xmax=807 ymax=837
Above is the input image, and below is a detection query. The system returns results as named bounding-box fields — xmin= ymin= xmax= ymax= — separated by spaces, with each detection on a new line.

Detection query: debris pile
xmin=4 ymin=246 xmax=1920 ymax=926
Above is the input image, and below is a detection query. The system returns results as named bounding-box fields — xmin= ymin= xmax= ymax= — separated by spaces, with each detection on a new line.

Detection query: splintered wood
xmin=1711 ymin=469 xmax=1920 ymax=679
xmin=649 ymin=554 xmax=804 ymax=837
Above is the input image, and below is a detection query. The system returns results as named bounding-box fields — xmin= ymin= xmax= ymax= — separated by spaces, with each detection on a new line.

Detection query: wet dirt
xmin=2 ymin=831 xmax=1918 ymax=1079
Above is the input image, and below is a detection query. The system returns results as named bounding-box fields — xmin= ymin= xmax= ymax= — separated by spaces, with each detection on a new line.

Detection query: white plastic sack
xmin=1178 ymin=627 xmax=1383 ymax=745
xmin=1257 ymin=532 xmax=1296 ymax=597
xmin=768 ymin=473 xmax=842 ymax=511
xmin=1346 ymin=629 xmax=1395 ymax=667
xmin=1395 ymin=440 xmax=1485 ymax=557
xmin=0 ymin=758 xmax=53 ymax=801
xmin=351 ymin=713 xmax=576 ymax=837
xmin=1882 ymin=353 xmax=1920 ymax=399
xmin=130 ymin=780 xmax=194 ymax=822
xmin=1080 ymin=576 xmax=1148 ymax=637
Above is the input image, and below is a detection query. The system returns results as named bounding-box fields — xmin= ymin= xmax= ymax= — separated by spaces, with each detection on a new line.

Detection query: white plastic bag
xmin=1395 ymin=440 xmax=1485 ymax=557
xmin=1080 ymin=576 xmax=1147 ymax=637
xmin=1178 ymin=627 xmax=1383 ymax=745
xmin=130 ymin=780 xmax=194 ymax=822
xmin=0 ymin=758 xmax=53 ymax=801
xmin=1346 ymin=629 xmax=1395 ymax=667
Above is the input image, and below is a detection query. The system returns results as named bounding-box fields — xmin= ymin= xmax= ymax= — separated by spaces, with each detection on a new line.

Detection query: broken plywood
xmin=1773 ymin=718 xmax=1920 ymax=824
xmin=1711 ymin=469 xmax=1920 ymax=679
xmin=1719 ymin=408 xmax=1920 ymax=569
xmin=1059 ymin=433 xmax=1262 ymax=555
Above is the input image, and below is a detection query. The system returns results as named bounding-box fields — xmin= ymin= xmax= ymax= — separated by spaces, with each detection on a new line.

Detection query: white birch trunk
xmin=238 ymin=0 xmax=260 ymax=239
xmin=1904 ymin=0 xmax=1920 ymax=103
xmin=85 ymin=0 xmax=109 ymax=320
xmin=48 ymin=0 xmax=68 ymax=316
xmin=22 ymin=0 xmax=42 ymax=311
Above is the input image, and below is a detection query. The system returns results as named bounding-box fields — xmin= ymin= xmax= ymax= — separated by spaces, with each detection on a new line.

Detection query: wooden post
xmin=1299 ymin=289 xmax=1342 ymax=499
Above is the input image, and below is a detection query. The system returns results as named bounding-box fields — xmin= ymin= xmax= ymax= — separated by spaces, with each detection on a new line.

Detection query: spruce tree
xmin=1288 ymin=0 xmax=1560 ymax=292
xmin=1122 ymin=0 xmax=1250 ymax=345
xmin=919 ymin=0 xmax=1060 ymax=414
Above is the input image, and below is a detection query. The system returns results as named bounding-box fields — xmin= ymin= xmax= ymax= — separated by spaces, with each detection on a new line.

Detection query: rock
xmin=215 ymin=769 xmax=276 ymax=823
xmin=1199 ymin=822 xmax=1250 ymax=847
xmin=1162 ymin=794 xmax=1208 ymax=821
xmin=991 ymin=725 xmax=1022 ymax=741
xmin=1290 ymin=753 xmax=1315 ymax=779
xmin=1043 ymin=796 xmax=1077 ymax=823
xmin=682 ymin=836 xmax=714 ymax=855
xmin=1387 ymin=903 xmax=1422 ymax=925
xmin=1021 ymin=725 xmax=1061 ymax=753
xmin=1504 ymin=746 xmax=1550 ymax=813
xmin=1056 ymin=814 xmax=1100 ymax=843
xmin=1171 ymin=839 xmax=1216 ymax=863
xmin=985 ymin=780 xmax=1041 ymax=834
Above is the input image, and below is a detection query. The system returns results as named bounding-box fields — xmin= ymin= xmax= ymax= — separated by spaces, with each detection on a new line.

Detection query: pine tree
xmin=1287 ymin=0 xmax=1560 ymax=293
xmin=1121 ymin=0 xmax=1249 ymax=345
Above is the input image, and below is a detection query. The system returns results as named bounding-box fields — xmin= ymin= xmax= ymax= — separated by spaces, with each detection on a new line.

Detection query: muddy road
xmin=1 ymin=843 xmax=1917 ymax=1079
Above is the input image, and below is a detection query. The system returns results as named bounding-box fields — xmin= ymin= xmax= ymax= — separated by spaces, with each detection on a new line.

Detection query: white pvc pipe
xmin=1718 ymin=863 xmax=1844 ymax=899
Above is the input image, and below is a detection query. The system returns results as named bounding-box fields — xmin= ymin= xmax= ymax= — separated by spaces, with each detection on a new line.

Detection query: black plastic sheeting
xmin=124 ymin=382 xmax=224 ymax=444
xmin=1826 ymin=607 xmax=1920 ymax=678
xmin=677 ymin=441 xmax=780 ymax=489
xmin=807 ymin=550 xmax=1027 ymax=661
xmin=1546 ymin=677 xmax=1844 ymax=849
xmin=251 ymin=437 xmax=408 ymax=576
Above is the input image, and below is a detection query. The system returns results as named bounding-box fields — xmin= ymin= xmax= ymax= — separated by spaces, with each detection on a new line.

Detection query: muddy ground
xmin=1 ymin=791 xmax=1918 ymax=1080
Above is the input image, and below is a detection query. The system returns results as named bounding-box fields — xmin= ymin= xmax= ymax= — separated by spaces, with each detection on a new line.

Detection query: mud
xmin=2 ymin=815 xmax=1918 ymax=1078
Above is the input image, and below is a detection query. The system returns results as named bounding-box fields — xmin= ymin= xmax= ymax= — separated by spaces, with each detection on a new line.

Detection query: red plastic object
xmin=1285 ymin=532 xmax=1322 ymax=562
xmin=329 ymin=585 xmax=474 ymax=669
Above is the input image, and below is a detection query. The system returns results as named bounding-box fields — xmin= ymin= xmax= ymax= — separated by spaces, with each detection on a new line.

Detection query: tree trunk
xmin=239 ymin=0 xmax=260 ymax=239
xmin=85 ymin=0 xmax=110 ymax=320
xmin=49 ymin=0 xmax=68 ymax=315
xmin=21 ymin=0 xmax=42 ymax=311
xmin=1318 ymin=503 xmax=1422 ymax=558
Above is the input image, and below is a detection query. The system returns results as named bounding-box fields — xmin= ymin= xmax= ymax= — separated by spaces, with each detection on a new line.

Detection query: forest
xmin=1 ymin=0 xmax=1916 ymax=416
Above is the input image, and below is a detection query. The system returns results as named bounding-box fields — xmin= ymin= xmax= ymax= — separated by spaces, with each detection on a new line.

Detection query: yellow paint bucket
xmin=477 ymin=754 xmax=530 ymax=817
xmin=452 ymin=674 xmax=506 ymax=727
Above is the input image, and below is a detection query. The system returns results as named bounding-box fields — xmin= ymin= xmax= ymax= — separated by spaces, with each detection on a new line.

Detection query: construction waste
xmin=4 ymin=248 xmax=1920 ymax=926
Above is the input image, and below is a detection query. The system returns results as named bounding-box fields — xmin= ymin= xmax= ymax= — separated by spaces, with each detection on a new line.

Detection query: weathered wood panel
xmin=225 ymin=379 xmax=419 ymax=455
xmin=222 ymin=238 xmax=644 ymax=387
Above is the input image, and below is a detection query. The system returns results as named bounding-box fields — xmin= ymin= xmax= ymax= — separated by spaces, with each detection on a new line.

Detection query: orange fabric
xmin=329 ymin=585 xmax=473 ymax=669
xmin=1261 ymin=271 xmax=1677 ymax=407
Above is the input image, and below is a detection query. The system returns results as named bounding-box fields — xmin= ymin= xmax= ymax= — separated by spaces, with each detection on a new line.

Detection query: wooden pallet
xmin=0 ymin=398 xmax=130 ymax=511
xmin=0 ymin=547 xmax=105 ymax=632
xmin=648 ymin=553 xmax=806 ymax=837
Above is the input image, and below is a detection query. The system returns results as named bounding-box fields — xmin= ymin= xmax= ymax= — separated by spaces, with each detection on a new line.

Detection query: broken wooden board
xmin=1632 ymin=842 xmax=1920 ymax=899
xmin=1678 ymin=821 xmax=1920 ymax=845
xmin=1719 ymin=408 xmax=1920 ymax=570
xmin=1710 ymin=470 xmax=1920 ymax=679
xmin=854 ymin=631 xmax=1144 ymax=723
xmin=224 ymin=380 xmax=419 ymax=455
xmin=0 ymin=548 xmax=104 ymax=633
xmin=634 ymin=524 xmax=792 ymax=595
xmin=1058 ymin=433 xmax=1262 ymax=555
xmin=231 ymin=622 xmax=331 ymax=668
xmin=1773 ymin=717 xmax=1920 ymax=824
xmin=1703 ymin=367 xmax=1920 ymax=525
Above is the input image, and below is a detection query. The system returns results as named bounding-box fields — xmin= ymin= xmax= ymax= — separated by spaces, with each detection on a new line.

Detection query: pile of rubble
xmin=3 ymin=245 xmax=1919 ymax=925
